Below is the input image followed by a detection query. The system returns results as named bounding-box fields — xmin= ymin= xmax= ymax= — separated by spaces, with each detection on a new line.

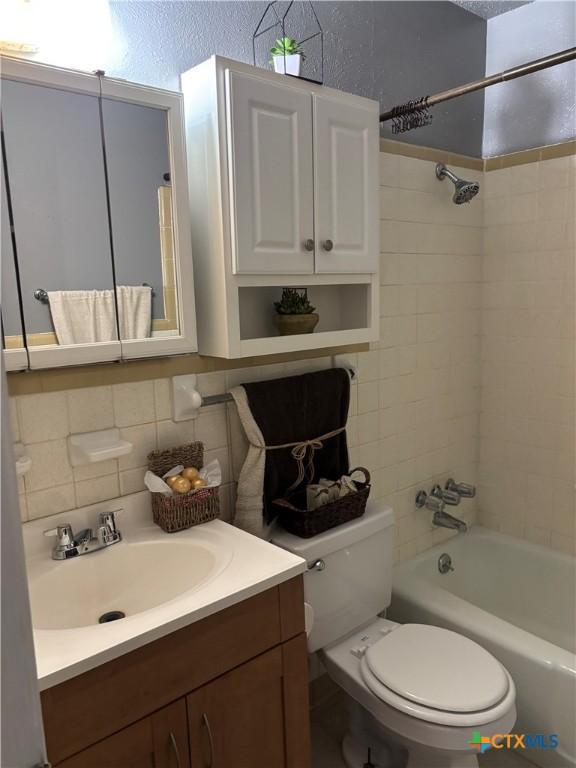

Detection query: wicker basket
xmin=147 ymin=442 xmax=220 ymax=533
xmin=272 ymin=467 xmax=370 ymax=538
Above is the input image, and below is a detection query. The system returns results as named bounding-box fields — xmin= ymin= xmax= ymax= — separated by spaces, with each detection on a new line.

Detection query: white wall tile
xmin=9 ymin=398 xmax=20 ymax=441
xmin=24 ymin=439 xmax=72 ymax=491
xmin=479 ymin=156 xmax=575 ymax=550
xmin=75 ymin=474 xmax=120 ymax=507
xmin=18 ymin=392 xmax=68 ymax=443
xmin=73 ymin=458 xmax=118 ymax=482
xmin=156 ymin=419 xmax=196 ymax=452
xmin=112 ymin=381 xmax=155 ymax=427
xmin=27 ymin=484 xmax=76 ymax=521
xmin=67 ymin=386 xmax=114 ymax=433
xmin=153 ymin=378 xmax=172 ymax=421
xmin=118 ymin=423 xmax=158 ymax=470
xmin=19 ymin=494 xmax=28 ymax=522
xmin=195 ymin=406 xmax=229 ymax=450
xmin=119 ymin=468 xmax=147 ymax=495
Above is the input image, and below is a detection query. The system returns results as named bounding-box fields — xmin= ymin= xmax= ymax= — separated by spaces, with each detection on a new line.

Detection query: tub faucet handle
xmin=445 ymin=478 xmax=476 ymax=498
xmin=415 ymin=490 xmax=444 ymax=514
xmin=431 ymin=484 xmax=461 ymax=506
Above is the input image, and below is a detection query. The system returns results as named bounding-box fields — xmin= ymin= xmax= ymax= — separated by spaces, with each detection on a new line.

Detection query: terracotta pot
xmin=274 ymin=313 xmax=319 ymax=336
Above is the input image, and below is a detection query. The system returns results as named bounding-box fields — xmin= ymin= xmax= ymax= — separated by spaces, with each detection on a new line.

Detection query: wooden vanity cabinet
xmin=56 ymin=699 xmax=190 ymax=768
xmin=42 ymin=577 xmax=310 ymax=768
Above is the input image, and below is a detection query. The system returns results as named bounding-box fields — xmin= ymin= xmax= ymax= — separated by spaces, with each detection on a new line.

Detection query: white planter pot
xmin=272 ymin=54 xmax=301 ymax=76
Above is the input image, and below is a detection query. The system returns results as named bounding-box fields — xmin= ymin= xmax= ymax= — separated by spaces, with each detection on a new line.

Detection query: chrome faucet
xmin=415 ymin=489 xmax=468 ymax=533
xmin=431 ymin=508 xmax=468 ymax=533
xmin=44 ymin=510 xmax=122 ymax=560
xmin=445 ymin=478 xmax=476 ymax=498
xmin=431 ymin=484 xmax=461 ymax=506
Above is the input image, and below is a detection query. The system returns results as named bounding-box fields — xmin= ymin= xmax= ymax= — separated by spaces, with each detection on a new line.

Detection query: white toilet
xmin=273 ymin=502 xmax=517 ymax=768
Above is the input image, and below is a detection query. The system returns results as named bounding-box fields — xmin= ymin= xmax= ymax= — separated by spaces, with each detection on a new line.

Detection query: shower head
xmin=435 ymin=163 xmax=480 ymax=204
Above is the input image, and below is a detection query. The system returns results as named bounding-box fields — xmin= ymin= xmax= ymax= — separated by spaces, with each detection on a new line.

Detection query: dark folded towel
xmin=243 ymin=368 xmax=350 ymax=522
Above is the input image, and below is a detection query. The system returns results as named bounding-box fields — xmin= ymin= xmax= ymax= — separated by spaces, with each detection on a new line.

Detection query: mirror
xmin=1 ymin=57 xmax=196 ymax=370
xmin=101 ymin=98 xmax=179 ymax=341
xmin=1 ymin=78 xmax=121 ymax=366
xmin=1 ymin=150 xmax=27 ymax=370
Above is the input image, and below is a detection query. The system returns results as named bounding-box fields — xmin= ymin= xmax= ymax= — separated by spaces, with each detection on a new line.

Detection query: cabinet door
xmin=56 ymin=699 xmax=190 ymax=768
xmin=313 ymin=95 xmax=379 ymax=273
xmin=226 ymin=71 xmax=314 ymax=274
xmin=187 ymin=647 xmax=287 ymax=768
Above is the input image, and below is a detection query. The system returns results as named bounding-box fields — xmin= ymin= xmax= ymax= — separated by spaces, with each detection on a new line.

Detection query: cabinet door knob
xmin=304 ymin=238 xmax=314 ymax=252
xmin=322 ymin=239 xmax=334 ymax=251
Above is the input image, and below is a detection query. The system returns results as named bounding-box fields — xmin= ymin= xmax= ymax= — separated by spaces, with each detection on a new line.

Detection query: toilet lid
xmin=364 ymin=624 xmax=509 ymax=713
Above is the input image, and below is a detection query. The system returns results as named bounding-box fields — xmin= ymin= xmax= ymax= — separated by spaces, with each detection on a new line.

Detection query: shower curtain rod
xmin=379 ymin=46 xmax=576 ymax=123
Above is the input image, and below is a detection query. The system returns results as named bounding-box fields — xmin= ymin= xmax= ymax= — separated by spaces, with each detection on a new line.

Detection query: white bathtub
xmin=390 ymin=527 xmax=576 ymax=768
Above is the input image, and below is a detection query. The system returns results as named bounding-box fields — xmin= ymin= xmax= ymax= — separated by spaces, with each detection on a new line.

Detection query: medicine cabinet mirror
xmin=1 ymin=56 xmax=196 ymax=371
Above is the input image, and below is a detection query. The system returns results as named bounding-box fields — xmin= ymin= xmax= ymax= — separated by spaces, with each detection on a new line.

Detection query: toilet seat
xmin=360 ymin=624 xmax=516 ymax=727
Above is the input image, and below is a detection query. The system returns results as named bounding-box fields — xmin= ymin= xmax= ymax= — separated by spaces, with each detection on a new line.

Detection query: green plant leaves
xmin=274 ymin=287 xmax=316 ymax=315
xmin=269 ymin=36 xmax=304 ymax=58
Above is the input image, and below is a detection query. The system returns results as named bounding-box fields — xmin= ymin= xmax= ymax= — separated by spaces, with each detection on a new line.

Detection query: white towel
xmin=116 ymin=285 xmax=152 ymax=340
xmin=229 ymin=385 xmax=269 ymax=538
xmin=48 ymin=289 xmax=117 ymax=345
xmin=48 ymin=286 xmax=152 ymax=345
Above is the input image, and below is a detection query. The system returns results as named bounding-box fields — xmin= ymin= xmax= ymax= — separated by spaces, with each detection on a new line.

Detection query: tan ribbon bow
xmin=266 ymin=426 xmax=346 ymax=493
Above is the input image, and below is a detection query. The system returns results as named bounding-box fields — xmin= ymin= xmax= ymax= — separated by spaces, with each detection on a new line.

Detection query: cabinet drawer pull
xmin=169 ymin=731 xmax=181 ymax=768
xmin=202 ymin=713 xmax=215 ymax=767
xmin=304 ymin=238 xmax=314 ymax=252
xmin=322 ymin=239 xmax=334 ymax=251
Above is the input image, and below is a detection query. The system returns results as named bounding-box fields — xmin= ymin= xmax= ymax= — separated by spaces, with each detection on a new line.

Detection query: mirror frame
xmin=1 ymin=55 xmax=197 ymax=370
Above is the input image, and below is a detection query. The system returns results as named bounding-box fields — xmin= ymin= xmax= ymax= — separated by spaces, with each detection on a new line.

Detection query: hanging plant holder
xmin=252 ymin=1 xmax=324 ymax=85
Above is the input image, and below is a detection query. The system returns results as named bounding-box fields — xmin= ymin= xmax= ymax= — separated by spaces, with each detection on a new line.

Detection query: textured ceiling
xmin=451 ymin=1 xmax=533 ymax=19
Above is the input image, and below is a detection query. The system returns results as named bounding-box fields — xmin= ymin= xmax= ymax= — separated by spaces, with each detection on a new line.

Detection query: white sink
xmin=29 ymin=538 xmax=223 ymax=630
xmin=22 ymin=491 xmax=306 ymax=689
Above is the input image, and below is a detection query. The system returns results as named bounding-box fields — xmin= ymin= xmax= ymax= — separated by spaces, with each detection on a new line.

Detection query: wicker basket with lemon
xmin=146 ymin=442 xmax=221 ymax=533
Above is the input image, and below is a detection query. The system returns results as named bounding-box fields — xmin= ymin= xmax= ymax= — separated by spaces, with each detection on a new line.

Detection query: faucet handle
xmin=431 ymin=484 xmax=461 ymax=507
xmin=97 ymin=510 xmax=122 ymax=544
xmin=415 ymin=490 xmax=445 ymax=513
xmin=44 ymin=523 xmax=74 ymax=547
xmin=445 ymin=478 xmax=476 ymax=498
xmin=98 ymin=511 xmax=118 ymax=532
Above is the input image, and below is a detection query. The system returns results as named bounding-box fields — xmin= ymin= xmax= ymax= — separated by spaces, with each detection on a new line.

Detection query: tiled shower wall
xmin=478 ymin=154 xmax=576 ymax=554
xmin=11 ymin=151 xmax=483 ymax=562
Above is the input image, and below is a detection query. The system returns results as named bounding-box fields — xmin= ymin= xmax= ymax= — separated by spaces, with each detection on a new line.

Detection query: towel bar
xmin=34 ymin=284 xmax=156 ymax=303
xmin=173 ymin=363 xmax=357 ymax=420
xmin=200 ymin=366 xmax=357 ymax=408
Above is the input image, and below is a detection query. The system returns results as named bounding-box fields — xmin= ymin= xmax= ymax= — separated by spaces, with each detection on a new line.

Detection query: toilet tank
xmin=272 ymin=502 xmax=394 ymax=652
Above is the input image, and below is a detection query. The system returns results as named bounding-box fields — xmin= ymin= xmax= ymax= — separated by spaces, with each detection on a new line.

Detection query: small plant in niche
xmin=274 ymin=288 xmax=319 ymax=336
xmin=270 ymin=36 xmax=305 ymax=76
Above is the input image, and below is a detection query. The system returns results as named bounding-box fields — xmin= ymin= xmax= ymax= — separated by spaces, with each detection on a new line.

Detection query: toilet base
xmin=341 ymin=698 xmax=483 ymax=768
xmin=342 ymin=730 xmax=479 ymax=768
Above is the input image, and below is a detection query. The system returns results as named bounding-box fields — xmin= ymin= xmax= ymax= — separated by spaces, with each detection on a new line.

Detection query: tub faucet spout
xmin=433 ymin=508 xmax=468 ymax=533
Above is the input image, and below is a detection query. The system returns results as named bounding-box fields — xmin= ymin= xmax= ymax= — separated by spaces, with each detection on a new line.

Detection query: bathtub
xmin=390 ymin=527 xmax=576 ymax=768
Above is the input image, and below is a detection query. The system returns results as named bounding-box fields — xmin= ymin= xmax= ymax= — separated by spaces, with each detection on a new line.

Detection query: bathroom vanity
xmin=42 ymin=578 xmax=308 ymax=767
xmin=23 ymin=493 xmax=310 ymax=767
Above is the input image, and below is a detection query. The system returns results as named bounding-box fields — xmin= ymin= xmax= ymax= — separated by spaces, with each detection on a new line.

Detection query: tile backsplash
xmin=11 ymin=150 xmax=483 ymax=562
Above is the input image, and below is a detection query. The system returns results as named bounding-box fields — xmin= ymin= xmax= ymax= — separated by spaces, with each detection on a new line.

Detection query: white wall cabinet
xmin=313 ymin=95 xmax=378 ymax=274
xmin=183 ymin=56 xmax=379 ymax=359
xmin=227 ymin=71 xmax=315 ymax=275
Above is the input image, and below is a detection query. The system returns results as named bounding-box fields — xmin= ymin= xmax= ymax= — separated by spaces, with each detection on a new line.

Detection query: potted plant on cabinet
xmin=274 ymin=288 xmax=319 ymax=335
xmin=270 ymin=37 xmax=305 ymax=76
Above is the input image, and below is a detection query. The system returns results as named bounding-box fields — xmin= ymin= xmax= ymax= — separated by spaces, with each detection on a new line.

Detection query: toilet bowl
xmin=272 ymin=502 xmax=517 ymax=768
xmin=321 ymin=618 xmax=516 ymax=767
